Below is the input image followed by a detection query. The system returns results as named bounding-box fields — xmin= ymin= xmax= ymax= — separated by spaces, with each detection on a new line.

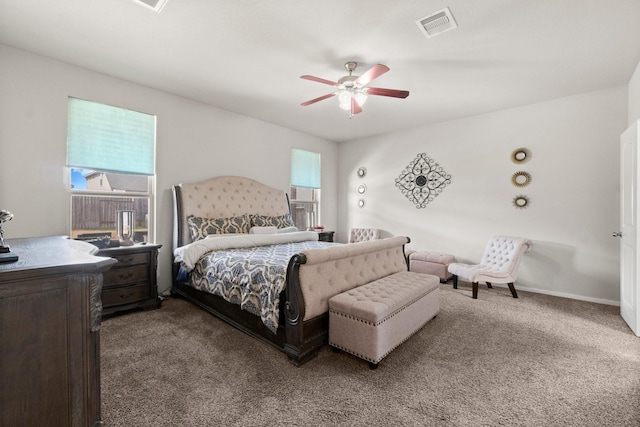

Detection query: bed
xmin=172 ymin=176 xmax=410 ymax=365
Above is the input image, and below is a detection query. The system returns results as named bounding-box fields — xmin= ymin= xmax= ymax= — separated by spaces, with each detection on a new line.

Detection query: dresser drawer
xmin=111 ymin=252 xmax=150 ymax=267
xmin=103 ymin=264 xmax=149 ymax=286
xmin=102 ymin=284 xmax=150 ymax=307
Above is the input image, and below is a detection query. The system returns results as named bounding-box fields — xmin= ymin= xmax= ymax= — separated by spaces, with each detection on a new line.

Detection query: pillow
xmin=205 ymin=233 xmax=243 ymax=239
xmin=277 ymin=226 xmax=299 ymax=234
xmin=251 ymin=214 xmax=295 ymax=229
xmin=249 ymin=226 xmax=278 ymax=235
xmin=187 ymin=214 xmax=251 ymax=241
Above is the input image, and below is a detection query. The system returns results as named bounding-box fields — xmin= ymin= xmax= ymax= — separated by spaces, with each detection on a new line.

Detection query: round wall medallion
xmin=357 ymin=184 xmax=367 ymax=194
xmin=357 ymin=167 xmax=367 ymax=178
xmin=511 ymin=171 xmax=532 ymax=187
xmin=513 ymin=195 xmax=530 ymax=209
xmin=511 ymin=148 xmax=531 ymax=164
xmin=358 ymin=199 xmax=365 ymax=208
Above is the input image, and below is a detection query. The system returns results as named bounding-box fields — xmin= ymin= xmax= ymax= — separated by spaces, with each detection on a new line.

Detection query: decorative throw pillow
xmin=250 ymin=214 xmax=295 ymax=229
xmin=187 ymin=214 xmax=251 ymax=241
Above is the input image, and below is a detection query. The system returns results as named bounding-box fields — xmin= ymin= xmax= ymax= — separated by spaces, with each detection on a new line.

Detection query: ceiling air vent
xmin=416 ymin=7 xmax=458 ymax=39
xmin=131 ymin=0 xmax=168 ymax=13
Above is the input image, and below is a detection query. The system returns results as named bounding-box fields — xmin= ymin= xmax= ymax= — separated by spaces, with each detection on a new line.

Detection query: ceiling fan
xmin=300 ymin=62 xmax=410 ymax=118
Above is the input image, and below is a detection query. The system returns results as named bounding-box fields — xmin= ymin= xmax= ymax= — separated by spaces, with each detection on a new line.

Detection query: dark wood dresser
xmin=97 ymin=243 xmax=161 ymax=317
xmin=0 ymin=236 xmax=116 ymax=427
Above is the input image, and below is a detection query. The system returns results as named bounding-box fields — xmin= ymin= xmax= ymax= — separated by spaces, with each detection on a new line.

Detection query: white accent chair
xmin=447 ymin=236 xmax=533 ymax=299
xmin=349 ymin=228 xmax=381 ymax=243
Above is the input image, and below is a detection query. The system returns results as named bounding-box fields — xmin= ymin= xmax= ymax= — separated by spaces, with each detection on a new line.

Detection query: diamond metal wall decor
xmin=395 ymin=153 xmax=451 ymax=208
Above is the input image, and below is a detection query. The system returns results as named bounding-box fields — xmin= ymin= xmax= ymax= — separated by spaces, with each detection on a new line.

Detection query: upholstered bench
xmin=408 ymin=251 xmax=456 ymax=283
xmin=328 ymin=271 xmax=440 ymax=369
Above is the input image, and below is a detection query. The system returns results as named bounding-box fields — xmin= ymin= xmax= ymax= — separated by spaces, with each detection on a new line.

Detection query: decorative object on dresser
xmin=117 ymin=209 xmax=135 ymax=246
xmin=0 ymin=236 xmax=116 ymax=427
xmin=0 ymin=210 xmax=18 ymax=263
xmin=97 ymin=243 xmax=161 ymax=317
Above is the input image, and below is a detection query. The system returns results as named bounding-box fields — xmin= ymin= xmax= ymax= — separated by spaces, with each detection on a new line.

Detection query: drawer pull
xmin=120 ymin=292 xmax=135 ymax=299
xmin=118 ymin=272 xmax=134 ymax=280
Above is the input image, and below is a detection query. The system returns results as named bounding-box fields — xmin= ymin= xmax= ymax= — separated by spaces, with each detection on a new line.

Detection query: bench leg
xmin=472 ymin=282 xmax=478 ymax=299
xmin=369 ymin=362 xmax=378 ymax=370
xmin=453 ymin=275 xmax=458 ymax=289
xmin=486 ymin=282 xmax=493 ymax=289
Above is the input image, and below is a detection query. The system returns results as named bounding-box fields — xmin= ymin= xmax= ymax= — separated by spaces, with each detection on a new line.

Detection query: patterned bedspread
xmin=188 ymin=240 xmax=337 ymax=333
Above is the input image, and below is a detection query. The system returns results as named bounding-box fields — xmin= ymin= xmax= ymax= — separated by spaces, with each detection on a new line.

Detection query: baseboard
xmin=487 ymin=283 xmax=620 ymax=307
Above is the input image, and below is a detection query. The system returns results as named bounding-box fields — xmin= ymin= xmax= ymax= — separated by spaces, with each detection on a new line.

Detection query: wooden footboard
xmin=282 ymin=236 xmax=410 ymax=364
xmin=283 ymin=253 xmax=326 ymax=365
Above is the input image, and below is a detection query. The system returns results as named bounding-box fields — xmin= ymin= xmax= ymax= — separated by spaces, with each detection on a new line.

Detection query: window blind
xmin=67 ymin=97 xmax=156 ymax=176
xmin=291 ymin=148 xmax=321 ymax=189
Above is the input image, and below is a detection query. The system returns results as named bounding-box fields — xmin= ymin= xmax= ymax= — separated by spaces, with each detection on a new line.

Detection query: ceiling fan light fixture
xmin=355 ymin=91 xmax=368 ymax=106
xmin=337 ymin=89 xmax=367 ymax=111
xmin=300 ymin=62 xmax=407 ymax=117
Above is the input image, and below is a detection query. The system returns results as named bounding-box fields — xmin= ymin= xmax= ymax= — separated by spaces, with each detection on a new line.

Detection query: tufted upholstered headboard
xmin=172 ymin=176 xmax=291 ymax=251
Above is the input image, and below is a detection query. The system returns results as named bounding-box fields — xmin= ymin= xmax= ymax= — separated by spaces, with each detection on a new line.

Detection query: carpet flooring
xmin=100 ymin=283 xmax=640 ymax=426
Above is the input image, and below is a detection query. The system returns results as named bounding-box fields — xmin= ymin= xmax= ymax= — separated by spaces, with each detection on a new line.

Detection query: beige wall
xmin=337 ymin=87 xmax=627 ymax=304
xmin=0 ymin=44 xmax=338 ymax=294
xmin=629 ymin=60 xmax=640 ymax=125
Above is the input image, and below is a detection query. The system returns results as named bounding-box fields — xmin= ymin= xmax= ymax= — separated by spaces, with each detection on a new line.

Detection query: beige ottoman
xmin=408 ymin=251 xmax=456 ymax=283
xmin=328 ymin=271 xmax=440 ymax=369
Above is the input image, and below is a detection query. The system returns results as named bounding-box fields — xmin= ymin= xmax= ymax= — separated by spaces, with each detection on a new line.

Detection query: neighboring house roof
xmin=85 ymin=171 xmax=148 ymax=192
xmin=106 ymin=173 xmax=148 ymax=192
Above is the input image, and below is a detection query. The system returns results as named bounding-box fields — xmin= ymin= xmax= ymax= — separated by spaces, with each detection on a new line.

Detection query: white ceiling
xmin=2 ymin=0 xmax=640 ymax=142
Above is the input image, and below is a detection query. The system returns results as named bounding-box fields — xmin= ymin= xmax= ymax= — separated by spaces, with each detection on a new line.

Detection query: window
xmin=67 ymin=97 xmax=156 ymax=242
xmin=290 ymin=149 xmax=321 ymax=230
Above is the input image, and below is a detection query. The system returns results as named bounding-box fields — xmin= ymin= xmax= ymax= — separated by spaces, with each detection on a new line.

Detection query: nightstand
xmin=316 ymin=231 xmax=335 ymax=242
xmin=97 ymin=243 xmax=161 ymax=317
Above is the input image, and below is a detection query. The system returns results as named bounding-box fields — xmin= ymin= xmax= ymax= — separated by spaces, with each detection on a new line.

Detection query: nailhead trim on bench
xmin=329 ymin=314 xmax=436 ymax=364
